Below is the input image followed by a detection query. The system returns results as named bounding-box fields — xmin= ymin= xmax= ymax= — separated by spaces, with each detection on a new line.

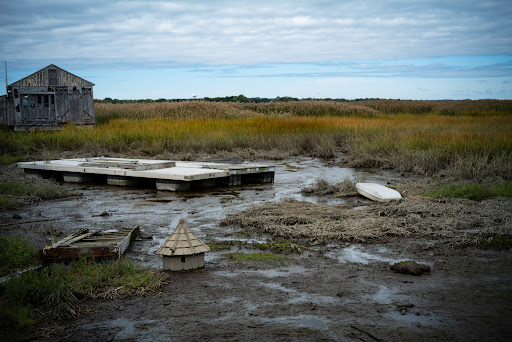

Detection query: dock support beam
xmin=156 ymin=179 xmax=191 ymax=191
xmin=107 ymin=175 xmax=139 ymax=187
xmin=228 ymin=174 xmax=241 ymax=186
xmin=197 ymin=179 xmax=216 ymax=188
xmin=63 ymin=172 xmax=95 ymax=183
xmin=24 ymin=169 xmax=41 ymax=177
xmin=262 ymin=171 xmax=275 ymax=183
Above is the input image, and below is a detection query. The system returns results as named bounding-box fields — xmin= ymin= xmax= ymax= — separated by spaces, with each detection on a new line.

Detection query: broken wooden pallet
xmin=38 ymin=226 xmax=140 ymax=263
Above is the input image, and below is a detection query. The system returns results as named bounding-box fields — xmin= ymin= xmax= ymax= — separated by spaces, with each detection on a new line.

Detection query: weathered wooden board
xmin=38 ymin=226 xmax=140 ymax=263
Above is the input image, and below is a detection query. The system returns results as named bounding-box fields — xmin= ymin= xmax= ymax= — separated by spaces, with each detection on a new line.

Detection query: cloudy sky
xmin=1 ymin=0 xmax=511 ymax=99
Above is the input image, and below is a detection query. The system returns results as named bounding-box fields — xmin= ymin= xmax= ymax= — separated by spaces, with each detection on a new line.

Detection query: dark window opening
xmin=44 ymin=95 xmax=49 ymax=107
xmin=48 ymin=69 xmax=57 ymax=86
xmin=38 ymin=95 xmax=42 ymax=104
xmin=181 ymin=256 xmax=186 ymax=263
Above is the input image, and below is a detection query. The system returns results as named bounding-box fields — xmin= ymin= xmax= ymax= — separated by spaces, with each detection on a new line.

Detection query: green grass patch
xmin=481 ymin=234 xmax=512 ymax=249
xmin=207 ymin=241 xmax=240 ymax=250
xmin=0 ymin=181 xmax=32 ymax=196
xmin=207 ymin=239 xmax=306 ymax=254
xmin=0 ymin=255 xmax=169 ymax=339
xmin=0 ymin=195 xmax=16 ymax=210
xmin=0 ymin=179 xmax=69 ymax=210
xmin=0 ymin=155 xmax=29 ymax=165
xmin=3 ymin=181 xmax=68 ymax=199
xmin=227 ymin=252 xmax=287 ymax=262
xmin=70 ymin=258 xmax=168 ymax=299
xmin=0 ymin=236 xmax=38 ymax=277
xmin=424 ymin=182 xmax=512 ymax=201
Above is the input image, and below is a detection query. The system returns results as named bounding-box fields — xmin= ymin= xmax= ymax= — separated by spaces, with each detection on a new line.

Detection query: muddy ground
xmin=1 ymin=157 xmax=512 ymax=341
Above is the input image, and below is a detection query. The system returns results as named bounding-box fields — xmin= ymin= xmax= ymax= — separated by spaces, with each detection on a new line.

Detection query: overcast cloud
xmin=1 ymin=0 xmax=511 ymax=99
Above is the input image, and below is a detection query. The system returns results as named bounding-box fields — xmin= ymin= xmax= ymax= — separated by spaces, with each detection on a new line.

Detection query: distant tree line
xmin=97 ymin=95 xmax=388 ymax=104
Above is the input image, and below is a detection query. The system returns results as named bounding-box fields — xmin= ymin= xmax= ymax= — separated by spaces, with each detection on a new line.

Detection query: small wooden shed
xmin=1 ymin=64 xmax=95 ymax=131
xmin=156 ymin=219 xmax=210 ymax=271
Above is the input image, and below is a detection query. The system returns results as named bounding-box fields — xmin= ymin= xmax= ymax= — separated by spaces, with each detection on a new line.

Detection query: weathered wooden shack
xmin=1 ymin=64 xmax=95 ymax=131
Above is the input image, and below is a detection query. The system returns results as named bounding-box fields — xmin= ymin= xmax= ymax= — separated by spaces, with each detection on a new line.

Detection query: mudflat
xmin=2 ymin=157 xmax=511 ymax=341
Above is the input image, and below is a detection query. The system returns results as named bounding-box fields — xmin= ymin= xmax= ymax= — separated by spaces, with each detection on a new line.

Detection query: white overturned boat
xmin=355 ymin=183 xmax=402 ymax=202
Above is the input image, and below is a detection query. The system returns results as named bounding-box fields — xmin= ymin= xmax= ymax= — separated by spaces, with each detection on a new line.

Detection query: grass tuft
xmin=424 ymin=182 xmax=512 ymax=201
xmin=301 ymin=177 xmax=359 ymax=197
xmin=0 ymin=250 xmax=169 ymax=339
xmin=0 ymin=168 xmax=69 ymax=210
xmin=0 ymin=236 xmax=38 ymax=277
xmin=227 ymin=252 xmax=287 ymax=262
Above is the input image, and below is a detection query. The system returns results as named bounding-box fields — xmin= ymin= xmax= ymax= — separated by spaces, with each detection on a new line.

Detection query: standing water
xmin=12 ymin=157 xmax=403 ymax=268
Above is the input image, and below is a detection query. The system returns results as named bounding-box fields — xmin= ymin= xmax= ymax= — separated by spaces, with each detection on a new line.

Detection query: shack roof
xmin=8 ymin=64 xmax=95 ymax=88
xmin=156 ymin=219 xmax=210 ymax=256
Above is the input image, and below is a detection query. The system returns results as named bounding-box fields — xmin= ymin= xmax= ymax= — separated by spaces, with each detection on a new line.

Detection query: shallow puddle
xmin=262 ymin=314 xmax=331 ymax=331
xmin=79 ymin=318 xmax=170 ymax=342
xmin=385 ymin=311 xmax=439 ymax=327
xmin=325 ymin=245 xmax=401 ymax=265
xmin=260 ymin=281 xmax=340 ymax=305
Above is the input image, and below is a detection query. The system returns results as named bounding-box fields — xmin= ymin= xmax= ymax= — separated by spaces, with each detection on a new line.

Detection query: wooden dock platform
xmin=18 ymin=157 xmax=275 ymax=191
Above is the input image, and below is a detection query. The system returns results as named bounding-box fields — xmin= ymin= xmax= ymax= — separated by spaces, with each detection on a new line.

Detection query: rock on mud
xmin=390 ymin=261 xmax=431 ymax=276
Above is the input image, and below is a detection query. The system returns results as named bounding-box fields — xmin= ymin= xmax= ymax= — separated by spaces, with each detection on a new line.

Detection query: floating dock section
xmin=18 ymin=157 xmax=275 ymax=191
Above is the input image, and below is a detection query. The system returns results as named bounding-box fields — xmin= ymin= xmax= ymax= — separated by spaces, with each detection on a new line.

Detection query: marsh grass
xmin=0 ymin=236 xmax=38 ymax=277
xmin=0 ymin=257 xmax=169 ymax=338
xmin=2 ymin=101 xmax=511 ymax=180
xmin=424 ymin=182 xmax=512 ymax=201
xmin=0 ymin=167 xmax=69 ymax=210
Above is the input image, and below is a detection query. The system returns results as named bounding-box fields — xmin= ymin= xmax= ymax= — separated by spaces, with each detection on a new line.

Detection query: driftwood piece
xmin=351 ymin=325 xmax=382 ymax=341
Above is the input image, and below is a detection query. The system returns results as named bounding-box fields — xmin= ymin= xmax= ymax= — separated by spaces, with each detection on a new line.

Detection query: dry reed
xmin=221 ymin=196 xmax=512 ymax=245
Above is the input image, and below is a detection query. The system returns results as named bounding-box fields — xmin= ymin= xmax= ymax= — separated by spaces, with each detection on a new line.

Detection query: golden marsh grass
xmin=1 ymin=100 xmax=511 ymax=180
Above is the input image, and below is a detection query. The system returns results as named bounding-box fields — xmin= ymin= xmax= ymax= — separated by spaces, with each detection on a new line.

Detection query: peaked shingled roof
xmin=9 ymin=64 xmax=95 ymax=87
xmin=156 ymin=219 xmax=210 ymax=256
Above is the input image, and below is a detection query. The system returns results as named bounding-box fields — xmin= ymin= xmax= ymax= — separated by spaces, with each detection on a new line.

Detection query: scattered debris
xmin=137 ymin=231 xmax=153 ymax=240
xmin=391 ymin=261 xmax=431 ymax=276
xmin=92 ymin=211 xmax=111 ymax=217
xmin=396 ymin=303 xmax=415 ymax=315
xmin=38 ymin=226 xmax=140 ymax=263
xmin=156 ymin=219 xmax=210 ymax=271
